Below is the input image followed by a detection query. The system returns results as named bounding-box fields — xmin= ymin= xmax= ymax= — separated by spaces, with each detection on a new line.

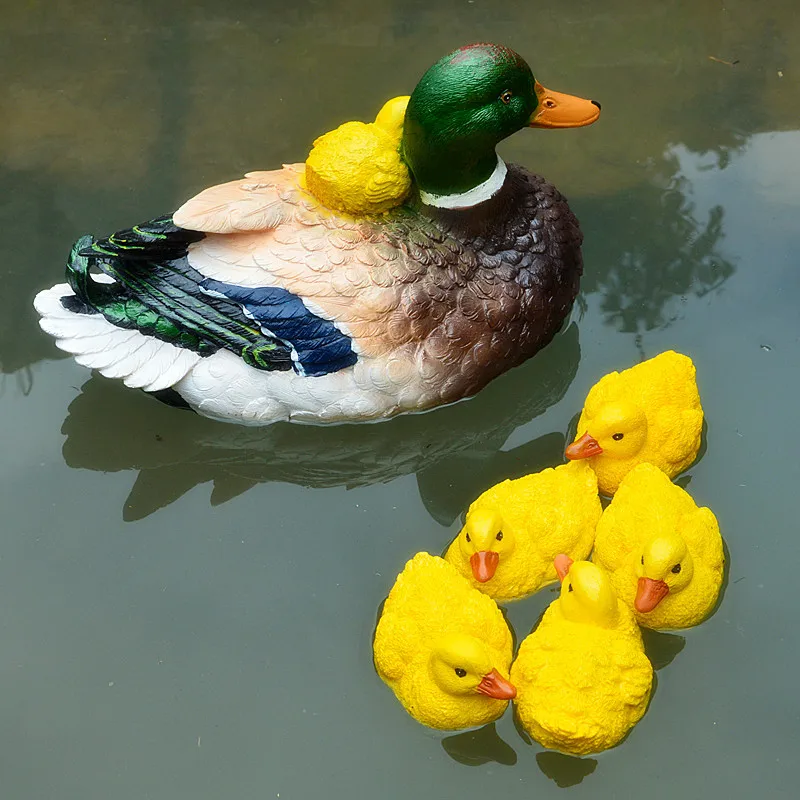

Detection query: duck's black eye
xmin=500 ymin=90 xmax=513 ymax=105
xmin=455 ymin=667 xmax=467 ymax=678
xmin=671 ymin=563 xmax=682 ymax=574
xmin=641 ymin=556 xmax=644 ymax=565
xmin=496 ymin=531 xmax=503 ymax=541
xmin=465 ymin=533 xmax=470 ymax=542
xmin=568 ymin=583 xmax=573 ymax=593
xmin=612 ymin=433 xmax=624 ymax=441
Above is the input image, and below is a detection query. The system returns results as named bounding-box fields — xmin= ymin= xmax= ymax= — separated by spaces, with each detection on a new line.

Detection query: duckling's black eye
xmin=500 ymin=90 xmax=513 ymax=105
xmin=455 ymin=667 xmax=467 ymax=678
xmin=568 ymin=583 xmax=573 ymax=592
xmin=641 ymin=556 xmax=644 ymax=565
xmin=671 ymin=563 xmax=682 ymax=574
xmin=465 ymin=533 xmax=470 ymax=542
xmin=612 ymin=433 xmax=624 ymax=441
xmin=496 ymin=531 xmax=503 ymax=541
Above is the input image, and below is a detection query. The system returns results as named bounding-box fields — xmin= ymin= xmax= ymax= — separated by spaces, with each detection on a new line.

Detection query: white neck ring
xmin=419 ymin=157 xmax=508 ymax=210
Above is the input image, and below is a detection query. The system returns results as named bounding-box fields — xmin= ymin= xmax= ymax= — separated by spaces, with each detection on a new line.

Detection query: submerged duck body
xmin=511 ymin=559 xmax=653 ymax=755
xmin=373 ymin=552 xmax=516 ymax=730
xmin=444 ymin=461 xmax=602 ymax=603
xmin=34 ymin=44 xmax=600 ymax=425
xmin=593 ymin=463 xmax=724 ymax=629
xmin=566 ymin=351 xmax=703 ymax=494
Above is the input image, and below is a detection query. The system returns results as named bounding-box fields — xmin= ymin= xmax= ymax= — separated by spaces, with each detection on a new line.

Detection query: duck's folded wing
xmin=47 ymin=218 xmax=358 ymax=380
xmin=172 ymin=165 xmax=306 ymax=235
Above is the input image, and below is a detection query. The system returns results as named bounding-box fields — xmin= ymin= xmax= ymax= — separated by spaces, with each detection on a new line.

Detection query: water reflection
xmin=441 ymin=723 xmax=517 ymax=766
xmin=535 ymin=751 xmax=598 ymax=788
xmin=61 ymin=323 xmax=580 ymax=519
xmin=641 ymin=628 xmax=686 ymax=672
xmin=578 ymin=152 xmax=736 ymax=333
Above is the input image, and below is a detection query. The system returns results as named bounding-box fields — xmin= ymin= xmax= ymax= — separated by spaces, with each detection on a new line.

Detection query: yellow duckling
xmin=565 ymin=350 xmax=703 ymax=495
xmin=373 ymin=552 xmax=516 ymax=730
xmin=444 ymin=461 xmax=601 ymax=603
xmin=305 ymin=96 xmax=412 ymax=215
xmin=593 ymin=462 xmax=724 ymax=629
xmin=511 ymin=557 xmax=653 ymax=755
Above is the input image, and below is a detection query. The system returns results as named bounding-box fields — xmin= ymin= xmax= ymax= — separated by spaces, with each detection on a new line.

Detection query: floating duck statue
xmin=34 ymin=43 xmax=600 ymax=425
xmin=593 ymin=463 xmax=724 ymax=629
xmin=510 ymin=557 xmax=653 ymax=755
xmin=565 ymin=351 xmax=703 ymax=494
xmin=444 ymin=461 xmax=601 ymax=602
xmin=373 ymin=552 xmax=516 ymax=730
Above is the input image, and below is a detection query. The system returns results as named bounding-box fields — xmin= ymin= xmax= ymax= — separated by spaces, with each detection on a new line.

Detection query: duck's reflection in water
xmin=60 ymin=322 xmax=580 ymax=519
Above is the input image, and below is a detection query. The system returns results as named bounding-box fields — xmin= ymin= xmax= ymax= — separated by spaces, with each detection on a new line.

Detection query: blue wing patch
xmin=198 ymin=279 xmax=357 ymax=377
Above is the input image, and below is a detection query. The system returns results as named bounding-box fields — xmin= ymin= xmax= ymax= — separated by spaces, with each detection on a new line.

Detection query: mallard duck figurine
xmin=510 ymin=557 xmax=653 ymax=755
xmin=33 ymin=44 xmax=600 ymax=425
xmin=565 ymin=351 xmax=703 ymax=494
xmin=593 ymin=463 xmax=724 ymax=629
xmin=373 ymin=552 xmax=516 ymax=730
xmin=444 ymin=461 xmax=601 ymax=602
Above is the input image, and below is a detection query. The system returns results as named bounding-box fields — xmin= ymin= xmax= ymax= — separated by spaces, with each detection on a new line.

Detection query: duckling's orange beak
xmin=635 ymin=577 xmax=670 ymax=613
xmin=470 ymin=551 xmax=500 ymax=583
xmin=565 ymin=432 xmax=603 ymax=460
xmin=476 ymin=669 xmax=517 ymax=700
xmin=554 ymin=554 xmax=574 ymax=582
xmin=529 ymin=83 xmax=601 ymax=129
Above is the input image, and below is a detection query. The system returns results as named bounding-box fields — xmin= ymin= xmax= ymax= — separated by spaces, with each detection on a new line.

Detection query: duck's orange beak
xmin=529 ymin=83 xmax=601 ymax=129
xmin=565 ymin=432 xmax=603 ymax=460
xmin=635 ymin=577 xmax=670 ymax=613
xmin=476 ymin=669 xmax=517 ymax=700
xmin=554 ymin=554 xmax=574 ymax=582
xmin=470 ymin=551 xmax=500 ymax=583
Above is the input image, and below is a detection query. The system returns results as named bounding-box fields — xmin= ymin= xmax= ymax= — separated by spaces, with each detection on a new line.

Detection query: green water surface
xmin=1 ymin=1 xmax=798 ymax=797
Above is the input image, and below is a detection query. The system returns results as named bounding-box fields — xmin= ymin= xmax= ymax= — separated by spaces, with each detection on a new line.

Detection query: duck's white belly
xmin=174 ymin=348 xmax=427 ymax=425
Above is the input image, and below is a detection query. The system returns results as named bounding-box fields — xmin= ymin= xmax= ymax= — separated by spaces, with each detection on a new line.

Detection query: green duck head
xmin=401 ymin=43 xmax=600 ymax=203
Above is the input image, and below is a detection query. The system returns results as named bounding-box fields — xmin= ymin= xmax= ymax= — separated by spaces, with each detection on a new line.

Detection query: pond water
xmin=1 ymin=0 xmax=798 ymax=797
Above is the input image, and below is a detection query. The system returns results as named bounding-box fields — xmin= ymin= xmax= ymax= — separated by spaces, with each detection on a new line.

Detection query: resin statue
xmin=35 ymin=43 xmax=600 ymax=425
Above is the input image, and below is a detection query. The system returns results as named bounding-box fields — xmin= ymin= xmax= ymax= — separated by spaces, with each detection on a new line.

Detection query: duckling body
xmin=566 ymin=351 xmax=703 ymax=494
xmin=33 ymin=44 xmax=600 ymax=426
xmin=373 ymin=552 xmax=515 ymax=730
xmin=511 ymin=559 xmax=652 ymax=755
xmin=444 ymin=461 xmax=601 ymax=602
xmin=305 ymin=96 xmax=412 ymax=215
xmin=593 ymin=463 xmax=724 ymax=629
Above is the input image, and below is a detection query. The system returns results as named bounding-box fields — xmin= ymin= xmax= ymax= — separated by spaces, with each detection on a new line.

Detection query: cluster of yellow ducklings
xmin=373 ymin=350 xmax=725 ymax=755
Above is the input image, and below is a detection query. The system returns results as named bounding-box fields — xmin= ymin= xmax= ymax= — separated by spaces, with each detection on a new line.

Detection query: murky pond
xmin=1 ymin=0 xmax=798 ymax=797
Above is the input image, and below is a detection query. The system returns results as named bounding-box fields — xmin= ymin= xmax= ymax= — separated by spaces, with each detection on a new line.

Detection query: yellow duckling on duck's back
xmin=593 ymin=463 xmax=724 ymax=629
xmin=444 ymin=461 xmax=601 ymax=603
xmin=566 ymin=350 xmax=703 ymax=495
xmin=305 ymin=96 xmax=412 ymax=215
xmin=373 ymin=552 xmax=515 ymax=730
xmin=511 ymin=557 xmax=653 ymax=755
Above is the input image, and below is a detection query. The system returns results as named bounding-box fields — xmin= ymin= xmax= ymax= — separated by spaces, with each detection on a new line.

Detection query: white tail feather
xmin=33 ymin=283 xmax=201 ymax=391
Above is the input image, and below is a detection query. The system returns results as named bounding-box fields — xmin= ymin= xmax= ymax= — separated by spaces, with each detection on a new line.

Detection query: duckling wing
xmin=533 ymin=462 xmax=601 ymax=561
xmin=612 ymin=640 xmax=653 ymax=708
xmin=651 ymin=405 xmax=703 ymax=470
xmin=683 ymin=506 xmax=724 ymax=562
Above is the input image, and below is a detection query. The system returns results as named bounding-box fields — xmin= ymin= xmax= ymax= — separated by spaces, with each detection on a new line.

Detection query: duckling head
xmin=457 ymin=506 xmax=516 ymax=583
xmin=555 ymin=555 xmax=620 ymax=628
xmin=635 ymin=531 xmax=694 ymax=613
xmin=566 ymin=401 xmax=648 ymax=462
xmin=373 ymin=96 xmax=411 ymax=140
xmin=429 ymin=633 xmax=516 ymax=699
